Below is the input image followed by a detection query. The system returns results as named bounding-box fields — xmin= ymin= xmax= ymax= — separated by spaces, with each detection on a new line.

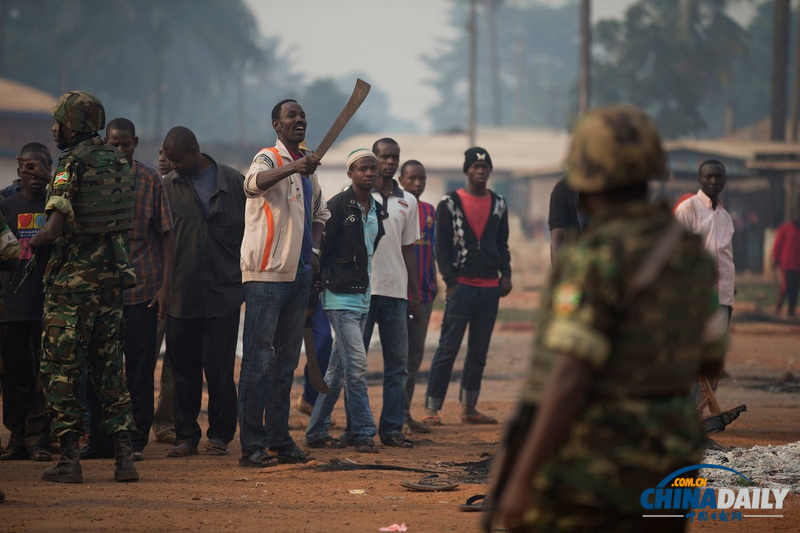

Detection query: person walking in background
xmin=304 ymin=148 xmax=387 ymax=454
xmin=397 ymin=159 xmax=436 ymax=434
xmin=0 ymin=142 xmax=51 ymax=462
xmin=548 ymin=177 xmax=589 ymax=265
xmin=772 ymin=211 xmax=800 ymax=316
xmin=675 ymin=160 xmax=735 ymax=321
xmin=237 ymin=99 xmax=329 ymax=467
xmin=161 ymin=126 xmax=245 ymax=458
xmin=423 ymin=147 xmax=512 ymax=427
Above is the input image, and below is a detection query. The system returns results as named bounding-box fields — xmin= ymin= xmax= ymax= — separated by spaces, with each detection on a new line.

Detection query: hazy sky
xmin=244 ymin=0 xmax=761 ymax=132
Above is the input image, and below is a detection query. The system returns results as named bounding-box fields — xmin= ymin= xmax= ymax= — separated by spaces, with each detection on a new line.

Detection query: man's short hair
xmin=272 ymin=99 xmax=298 ymax=122
xmin=106 ymin=117 xmax=136 ymax=137
xmin=372 ymin=137 xmax=399 ymax=154
xmin=19 ymin=142 xmax=52 ymax=162
xmin=163 ymin=126 xmax=199 ymax=153
xmin=400 ymin=159 xmax=424 ymax=176
xmin=699 ymin=159 xmax=725 ymax=175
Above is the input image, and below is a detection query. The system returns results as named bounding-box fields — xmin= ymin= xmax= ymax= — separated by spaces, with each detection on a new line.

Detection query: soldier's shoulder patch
xmin=54 ymin=171 xmax=70 ymax=186
xmin=553 ymin=283 xmax=582 ymax=315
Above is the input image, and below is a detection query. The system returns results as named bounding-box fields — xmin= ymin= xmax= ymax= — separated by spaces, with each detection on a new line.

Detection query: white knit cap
xmin=346 ymin=148 xmax=378 ymax=170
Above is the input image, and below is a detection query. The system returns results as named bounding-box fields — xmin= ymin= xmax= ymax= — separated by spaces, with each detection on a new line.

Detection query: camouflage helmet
xmin=50 ymin=91 xmax=106 ymax=133
xmin=565 ymin=104 xmax=668 ymax=193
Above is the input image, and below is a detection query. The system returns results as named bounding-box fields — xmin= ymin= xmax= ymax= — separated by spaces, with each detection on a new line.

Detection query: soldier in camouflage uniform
xmin=30 ymin=91 xmax=139 ymax=483
xmin=488 ymin=105 xmax=728 ymax=532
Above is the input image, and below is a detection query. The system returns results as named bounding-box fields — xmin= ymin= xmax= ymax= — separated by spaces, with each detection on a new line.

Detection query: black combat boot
xmin=42 ymin=432 xmax=83 ymax=483
xmin=113 ymin=432 xmax=139 ymax=482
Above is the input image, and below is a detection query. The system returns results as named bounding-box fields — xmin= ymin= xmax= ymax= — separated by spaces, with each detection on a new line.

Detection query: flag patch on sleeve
xmin=54 ymin=171 xmax=69 ymax=186
xmin=554 ymin=284 xmax=581 ymax=315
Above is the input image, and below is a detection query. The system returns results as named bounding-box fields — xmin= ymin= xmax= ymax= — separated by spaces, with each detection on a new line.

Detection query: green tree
xmin=0 ymin=0 xmax=292 ymax=142
xmin=593 ymin=0 xmax=747 ymax=138
xmin=423 ymin=0 xmax=579 ymax=132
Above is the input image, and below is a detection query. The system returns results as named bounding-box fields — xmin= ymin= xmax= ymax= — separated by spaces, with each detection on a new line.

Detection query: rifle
xmin=13 ymin=247 xmax=49 ymax=295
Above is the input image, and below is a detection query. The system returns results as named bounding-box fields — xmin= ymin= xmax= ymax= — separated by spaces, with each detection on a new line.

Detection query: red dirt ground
xmin=1 ymin=300 xmax=798 ymax=532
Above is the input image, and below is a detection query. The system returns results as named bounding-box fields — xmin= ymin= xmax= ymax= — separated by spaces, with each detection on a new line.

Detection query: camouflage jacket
xmin=43 ymin=137 xmax=136 ymax=294
xmin=523 ymin=200 xmax=727 ymax=512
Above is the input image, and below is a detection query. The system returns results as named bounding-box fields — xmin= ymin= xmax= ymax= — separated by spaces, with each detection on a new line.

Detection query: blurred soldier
xmin=30 ymin=91 xmax=139 ymax=483
xmin=489 ymin=105 xmax=727 ymax=532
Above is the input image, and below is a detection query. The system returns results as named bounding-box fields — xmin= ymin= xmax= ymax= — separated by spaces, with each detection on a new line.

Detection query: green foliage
xmin=1 ymin=0 xmax=294 ymax=141
xmin=593 ymin=0 xmax=747 ymax=138
xmin=423 ymin=0 xmax=579 ymax=132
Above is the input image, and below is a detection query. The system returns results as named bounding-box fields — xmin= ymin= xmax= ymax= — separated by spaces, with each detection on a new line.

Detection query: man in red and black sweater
xmin=423 ymin=147 xmax=512 ymax=426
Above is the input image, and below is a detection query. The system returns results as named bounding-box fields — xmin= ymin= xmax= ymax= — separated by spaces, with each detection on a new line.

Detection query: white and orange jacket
xmin=241 ymin=139 xmax=330 ymax=282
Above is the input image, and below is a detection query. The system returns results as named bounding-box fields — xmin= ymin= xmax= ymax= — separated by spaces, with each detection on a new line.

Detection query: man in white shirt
xmin=361 ymin=138 xmax=420 ymax=449
xmin=674 ymin=159 xmax=735 ymax=320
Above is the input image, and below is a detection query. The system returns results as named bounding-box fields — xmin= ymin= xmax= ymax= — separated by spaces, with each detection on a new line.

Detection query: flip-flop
xmin=166 ymin=443 xmax=199 ymax=457
xmin=458 ymin=494 xmax=489 ymax=512
xmin=28 ymin=446 xmax=52 ymax=462
xmin=461 ymin=414 xmax=498 ymax=425
xmin=400 ymin=474 xmax=460 ymax=492
xmin=306 ymin=436 xmax=349 ymax=449
xmin=239 ymin=449 xmax=278 ymax=468
xmin=421 ymin=415 xmax=442 ymax=427
xmin=204 ymin=438 xmax=229 ymax=455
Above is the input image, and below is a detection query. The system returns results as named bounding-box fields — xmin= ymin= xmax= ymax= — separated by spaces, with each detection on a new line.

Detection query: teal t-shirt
xmin=323 ymin=197 xmax=378 ymax=313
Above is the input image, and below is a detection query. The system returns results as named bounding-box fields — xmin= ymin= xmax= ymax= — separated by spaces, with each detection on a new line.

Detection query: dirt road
xmin=2 ymin=311 xmax=798 ymax=532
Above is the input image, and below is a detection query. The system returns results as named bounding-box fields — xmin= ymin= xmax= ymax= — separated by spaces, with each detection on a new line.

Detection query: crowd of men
xmin=0 ymin=89 xmax=759 ymax=531
xmin=0 ymin=91 xmax=511 ymax=481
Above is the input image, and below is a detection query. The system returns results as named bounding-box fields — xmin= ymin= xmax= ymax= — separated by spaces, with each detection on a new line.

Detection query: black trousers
xmin=0 ymin=321 xmax=50 ymax=448
xmin=166 ymin=312 xmax=239 ymax=447
xmin=87 ymin=302 xmax=159 ymax=451
xmin=785 ymin=270 xmax=800 ymax=316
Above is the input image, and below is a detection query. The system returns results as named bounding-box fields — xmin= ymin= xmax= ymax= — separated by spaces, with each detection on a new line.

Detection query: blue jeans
xmin=305 ymin=309 xmax=376 ymax=444
xmin=238 ymin=269 xmax=312 ymax=455
xmin=425 ymin=284 xmax=500 ymax=410
xmin=302 ymin=302 xmax=333 ymax=407
xmin=362 ymin=296 xmax=409 ymax=441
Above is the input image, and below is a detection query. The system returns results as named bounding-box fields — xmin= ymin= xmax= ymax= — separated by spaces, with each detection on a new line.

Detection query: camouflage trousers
xmin=40 ymin=287 xmax=135 ymax=438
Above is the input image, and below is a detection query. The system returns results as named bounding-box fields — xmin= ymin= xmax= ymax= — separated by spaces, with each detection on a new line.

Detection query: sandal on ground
xmin=400 ymin=474 xmax=460 ymax=492
xmin=166 ymin=443 xmax=199 ymax=457
xmin=0 ymin=445 xmax=26 ymax=461
xmin=382 ymin=434 xmax=414 ymax=449
xmin=461 ymin=413 xmax=498 ymax=425
xmin=239 ymin=449 xmax=278 ymax=468
xmin=272 ymin=445 xmax=315 ymax=464
xmin=204 ymin=438 xmax=229 ymax=455
xmin=306 ymin=436 xmax=349 ymax=449
xmin=354 ymin=438 xmax=379 ymax=454
xmin=458 ymin=494 xmax=490 ymax=512
xmin=28 ymin=446 xmax=52 ymax=462
xmin=421 ymin=415 xmax=442 ymax=427
xmin=405 ymin=418 xmax=431 ymax=434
